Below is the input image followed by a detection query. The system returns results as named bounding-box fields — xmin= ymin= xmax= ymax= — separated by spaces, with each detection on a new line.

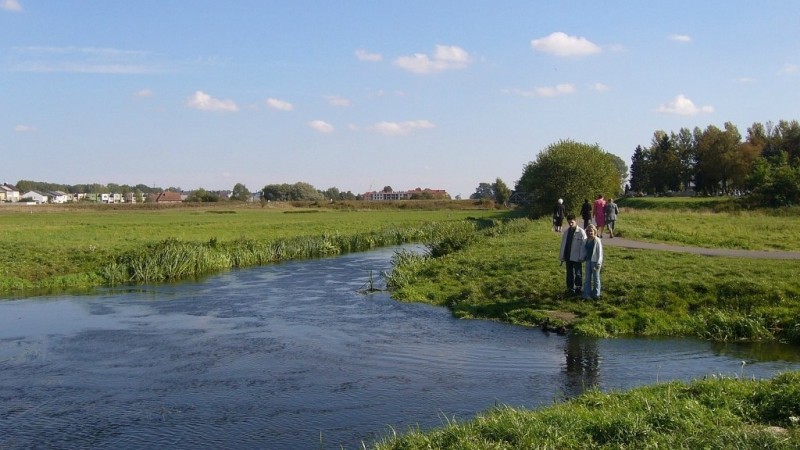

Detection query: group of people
xmin=556 ymin=194 xmax=620 ymax=300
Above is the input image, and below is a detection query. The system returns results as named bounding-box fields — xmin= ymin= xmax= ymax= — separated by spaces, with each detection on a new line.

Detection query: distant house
xmin=362 ymin=187 xmax=450 ymax=201
xmin=21 ymin=190 xmax=49 ymax=204
xmin=0 ymin=183 xmax=20 ymax=202
xmin=49 ymin=191 xmax=70 ymax=204
xmin=148 ymin=192 xmax=183 ymax=203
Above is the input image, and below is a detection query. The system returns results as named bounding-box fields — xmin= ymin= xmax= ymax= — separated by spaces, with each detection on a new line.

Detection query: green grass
xmin=372 ymin=371 xmax=800 ymax=449
xmin=387 ymin=216 xmax=800 ymax=343
xmin=0 ymin=202 xmax=504 ymax=294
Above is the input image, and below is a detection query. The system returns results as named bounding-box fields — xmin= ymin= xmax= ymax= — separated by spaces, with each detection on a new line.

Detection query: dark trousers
xmin=583 ymin=219 xmax=590 ymax=229
xmin=566 ymin=261 xmax=583 ymax=292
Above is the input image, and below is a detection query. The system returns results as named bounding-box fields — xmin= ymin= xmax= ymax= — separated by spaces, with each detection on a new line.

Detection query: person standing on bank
xmin=553 ymin=198 xmax=565 ymax=232
xmin=580 ymin=198 xmax=592 ymax=229
xmin=582 ymin=224 xmax=603 ymax=300
xmin=559 ymin=214 xmax=586 ymax=295
xmin=593 ymin=194 xmax=606 ymax=230
xmin=603 ymin=198 xmax=619 ymax=238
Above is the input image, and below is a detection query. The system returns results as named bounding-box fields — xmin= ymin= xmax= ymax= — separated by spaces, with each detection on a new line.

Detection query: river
xmin=1 ymin=245 xmax=798 ymax=449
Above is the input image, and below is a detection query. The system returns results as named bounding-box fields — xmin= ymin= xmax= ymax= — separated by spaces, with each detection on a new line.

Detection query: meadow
xmin=387 ymin=198 xmax=800 ymax=343
xmin=0 ymin=201 xmax=503 ymax=294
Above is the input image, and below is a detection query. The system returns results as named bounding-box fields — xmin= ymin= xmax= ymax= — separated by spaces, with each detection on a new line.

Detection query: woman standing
xmin=582 ymin=224 xmax=603 ymax=300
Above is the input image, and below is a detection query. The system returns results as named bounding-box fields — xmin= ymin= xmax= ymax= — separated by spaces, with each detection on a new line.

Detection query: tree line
xmin=629 ymin=119 xmax=800 ymax=206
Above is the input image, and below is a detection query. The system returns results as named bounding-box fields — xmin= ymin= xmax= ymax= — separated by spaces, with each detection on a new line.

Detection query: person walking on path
xmin=553 ymin=198 xmax=565 ymax=232
xmin=559 ymin=214 xmax=586 ymax=295
xmin=580 ymin=199 xmax=592 ymax=230
xmin=603 ymin=198 xmax=619 ymax=238
xmin=582 ymin=224 xmax=603 ymax=300
xmin=593 ymin=194 xmax=606 ymax=230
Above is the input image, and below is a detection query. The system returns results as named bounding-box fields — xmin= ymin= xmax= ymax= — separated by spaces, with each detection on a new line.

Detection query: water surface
xmin=1 ymin=246 xmax=798 ymax=449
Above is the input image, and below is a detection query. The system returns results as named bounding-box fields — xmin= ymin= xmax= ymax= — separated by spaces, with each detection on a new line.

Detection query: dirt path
xmin=603 ymin=237 xmax=800 ymax=260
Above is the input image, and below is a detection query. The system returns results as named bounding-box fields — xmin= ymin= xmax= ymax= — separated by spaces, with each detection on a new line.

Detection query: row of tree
xmin=469 ymin=178 xmax=511 ymax=205
xmin=629 ymin=120 xmax=800 ymax=206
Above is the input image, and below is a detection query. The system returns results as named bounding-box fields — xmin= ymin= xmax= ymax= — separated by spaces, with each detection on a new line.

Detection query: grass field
xmin=0 ymin=201 xmax=504 ymax=294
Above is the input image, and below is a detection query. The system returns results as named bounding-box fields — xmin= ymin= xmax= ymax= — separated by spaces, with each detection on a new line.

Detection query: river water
xmin=1 ymin=246 xmax=799 ymax=449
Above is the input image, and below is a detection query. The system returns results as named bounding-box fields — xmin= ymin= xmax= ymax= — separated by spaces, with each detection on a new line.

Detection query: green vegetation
xmin=517 ymin=140 xmax=624 ymax=217
xmin=373 ymin=371 xmax=800 ymax=449
xmin=387 ymin=208 xmax=800 ymax=343
xmin=628 ymin=119 xmax=800 ymax=206
xmin=0 ymin=202 xmax=503 ymax=295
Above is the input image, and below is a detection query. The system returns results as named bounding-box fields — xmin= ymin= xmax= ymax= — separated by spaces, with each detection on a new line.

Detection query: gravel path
xmin=603 ymin=237 xmax=800 ymax=260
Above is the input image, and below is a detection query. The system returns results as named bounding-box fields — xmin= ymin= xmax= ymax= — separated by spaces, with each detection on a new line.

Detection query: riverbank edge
xmin=371 ymin=371 xmax=800 ymax=449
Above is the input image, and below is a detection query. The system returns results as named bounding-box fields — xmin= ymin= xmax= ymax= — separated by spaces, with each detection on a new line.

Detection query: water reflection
xmin=562 ymin=335 xmax=600 ymax=397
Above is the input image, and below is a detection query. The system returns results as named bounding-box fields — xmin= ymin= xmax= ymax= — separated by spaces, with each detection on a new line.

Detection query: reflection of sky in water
xmin=1 ymin=245 xmax=799 ymax=450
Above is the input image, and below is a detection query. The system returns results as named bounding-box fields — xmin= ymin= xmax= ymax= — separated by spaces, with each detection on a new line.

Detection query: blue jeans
xmin=583 ymin=261 xmax=601 ymax=299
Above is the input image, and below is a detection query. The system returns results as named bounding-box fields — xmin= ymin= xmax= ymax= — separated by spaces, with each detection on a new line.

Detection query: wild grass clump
xmin=372 ymin=371 xmax=800 ymax=449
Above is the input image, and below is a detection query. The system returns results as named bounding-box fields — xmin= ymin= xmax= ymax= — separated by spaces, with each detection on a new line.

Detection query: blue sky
xmin=2 ymin=1 xmax=798 ymax=198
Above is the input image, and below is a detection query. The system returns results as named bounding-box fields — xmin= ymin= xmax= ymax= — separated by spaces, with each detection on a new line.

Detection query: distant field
xmin=0 ymin=202 xmax=505 ymax=293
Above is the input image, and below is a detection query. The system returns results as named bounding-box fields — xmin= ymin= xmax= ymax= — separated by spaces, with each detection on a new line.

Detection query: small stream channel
xmin=1 ymin=245 xmax=799 ymax=449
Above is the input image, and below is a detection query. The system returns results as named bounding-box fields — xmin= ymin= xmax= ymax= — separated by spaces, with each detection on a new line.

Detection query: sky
xmin=2 ymin=1 xmax=799 ymax=198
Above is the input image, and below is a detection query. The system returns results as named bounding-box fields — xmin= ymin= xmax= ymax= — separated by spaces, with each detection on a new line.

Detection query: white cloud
xmin=371 ymin=120 xmax=435 ymax=135
xmin=1 ymin=0 xmax=22 ymax=12
xmin=592 ymin=82 xmax=609 ymax=92
xmin=355 ymin=49 xmax=382 ymax=62
xmin=780 ymin=63 xmax=798 ymax=74
xmin=266 ymin=97 xmax=294 ymax=111
xmin=531 ymin=32 xmax=601 ymax=57
xmin=735 ymin=77 xmax=755 ymax=83
xmin=656 ymin=94 xmax=714 ymax=115
xmin=134 ymin=89 xmax=154 ymax=98
xmin=668 ymin=34 xmax=692 ymax=43
xmin=309 ymin=120 xmax=334 ymax=133
xmin=186 ymin=91 xmax=239 ymax=112
xmin=512 ymin=83 xmax=576 ymax=98
xmin=14 ymin=124 xmax=35 ymax=132
xmin=326 ymin=95 xmax=352 ymax=107
xmin=394 ymin=45 xmax=471 ymax=74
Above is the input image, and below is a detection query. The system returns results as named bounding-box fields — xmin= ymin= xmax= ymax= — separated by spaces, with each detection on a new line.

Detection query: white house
xmin=0 ymin=183 xmax=20 ymax=202
xmin=22 ymin=190 xmax=49 ymax=204
xmin=49 ymin=191 xmax=70 ymax=204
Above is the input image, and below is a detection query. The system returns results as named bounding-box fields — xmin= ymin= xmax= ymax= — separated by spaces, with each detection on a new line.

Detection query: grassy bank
xmin=373 ymin=371 xmax=800 ymax=449
xmin=0 ymin=202 xmax=503 ymax=295
xmin=387 ymin=214 xmax=800 ymax=343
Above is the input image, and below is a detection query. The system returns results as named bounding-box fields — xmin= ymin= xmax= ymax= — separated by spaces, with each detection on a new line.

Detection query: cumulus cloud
xmin=592 ymin=82 xmax=609 ymax=92
xmin=371 ymin=120 xmax=435 ymax=135
xmin=309 ymin=120 xmax=334 ymax=133
xmin=186 ymin=91 xmax=239 ymax=112
xmin=1 ymin=0 xmax=22 ymax=11
xmin=394 ymin=45 xmax=471 ymax=74
xmin=531 ymin=32 xmax=601 ymax=57
xmin=134 ymin=88 xmax=154 ymax=98
xmin=266 ymin=97 xmax=294 ymax=111
xmin=326 ymin=95 xmax=352 ymax=107
xmin=512 ymin=83 xmax=576 ymax=98
xmin=668 ymin=34 xmax=692 ymax=43
xmin=656 ymin=94 xmax=714 ymax=115
xmin=14 ymin=124 xmax=35 ymax=132
xmin=355 ymin=49 xmax=382 ymax=62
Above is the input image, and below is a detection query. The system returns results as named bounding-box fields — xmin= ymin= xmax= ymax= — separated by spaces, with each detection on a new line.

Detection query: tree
xmin=230 ymin=183 xmax=251 ymax=202
xmin=382 ymin=186 xmax=393 ymax=193
xmin=261 ymin=182 xmax=324 ymax=201
xmin=493 ymin=178 xmax=511 ymax=206
xmin=517 ymin=140 xmax=621 ymax=217
xmin=628 ymin=145 xmax=649 ymax=194
xmin=470 ymin=182 xmax=494 ymax=200
xmin=185 ymin=188 xmax=220 ymax=202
